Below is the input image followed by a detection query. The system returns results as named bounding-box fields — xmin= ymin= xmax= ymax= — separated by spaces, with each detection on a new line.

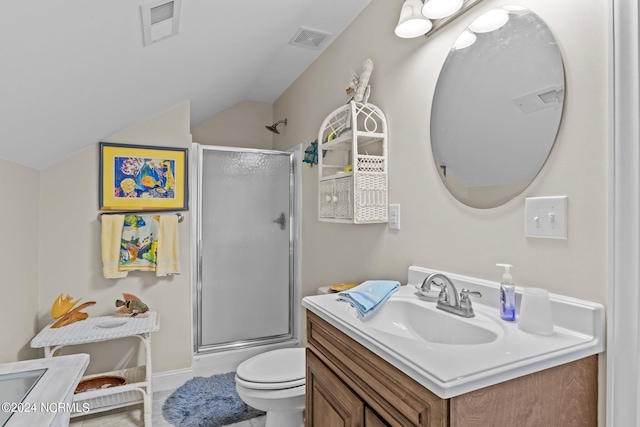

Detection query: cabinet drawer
xmin=307 ymin=312 xmax=448 ymax=427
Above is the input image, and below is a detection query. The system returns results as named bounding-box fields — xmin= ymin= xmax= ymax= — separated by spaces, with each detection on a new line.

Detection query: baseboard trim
xmin=152 ymin=368 xmax=193 ymax=392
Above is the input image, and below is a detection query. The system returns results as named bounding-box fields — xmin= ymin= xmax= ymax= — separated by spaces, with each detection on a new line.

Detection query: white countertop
xmin=302 ymin=266 xmax=605 ymax=399
xmin=0 ymin=353 xmax=89 ymax=427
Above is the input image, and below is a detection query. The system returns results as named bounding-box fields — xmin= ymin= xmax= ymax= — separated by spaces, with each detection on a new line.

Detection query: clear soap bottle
xmin=497 ymin=263 xmax=516 ymax=322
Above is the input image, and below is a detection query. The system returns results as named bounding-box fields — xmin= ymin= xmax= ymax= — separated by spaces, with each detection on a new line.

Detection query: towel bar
xmin=98 ymin=212 xmax=184 ymax=223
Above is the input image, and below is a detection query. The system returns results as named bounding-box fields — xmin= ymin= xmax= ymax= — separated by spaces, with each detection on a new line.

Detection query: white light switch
xmin=389 ymin=204 xmax=400 ymax=230
xmin=525 ymin=196 xmax=568 ymax=239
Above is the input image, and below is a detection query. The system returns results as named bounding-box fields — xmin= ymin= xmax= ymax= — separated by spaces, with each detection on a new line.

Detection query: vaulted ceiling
xmin=1 ymin=0 xmax=371 ymax=169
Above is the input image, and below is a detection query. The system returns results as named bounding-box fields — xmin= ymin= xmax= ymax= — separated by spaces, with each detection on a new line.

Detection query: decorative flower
xmin=121 ymin=158 xmax=144 ymax=176
xmin=120 ymin=178 xmax=136 ymax=193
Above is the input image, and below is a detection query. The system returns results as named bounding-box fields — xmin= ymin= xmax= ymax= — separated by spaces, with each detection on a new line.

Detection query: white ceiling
xmin=1 ymin=0 xmax=371 ymax=170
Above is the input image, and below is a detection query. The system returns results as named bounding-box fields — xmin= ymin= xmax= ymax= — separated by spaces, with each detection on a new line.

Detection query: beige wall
xmin=0 ymin=158 xmax=40 ymax=363
xmin=191 ymin=100 xmax=274 ymax=149
xmin=273 ymin=0 xmax=608 ymax=423
xmin=37 ymin=102 xmax=192 ymax=374
xmin=273 ymin=0 xmax=608 ymax=305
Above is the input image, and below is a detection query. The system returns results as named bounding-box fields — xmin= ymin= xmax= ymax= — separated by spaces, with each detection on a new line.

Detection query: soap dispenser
xmin=497 ymin=263 xmax=516 ymax=322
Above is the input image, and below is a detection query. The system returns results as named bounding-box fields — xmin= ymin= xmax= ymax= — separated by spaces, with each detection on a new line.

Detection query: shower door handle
xmin=273 ymin=212 xmax=286 ymax=230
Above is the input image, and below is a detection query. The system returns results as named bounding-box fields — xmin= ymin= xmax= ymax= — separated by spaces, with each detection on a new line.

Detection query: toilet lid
xmin=236 ymin=348 xmax=305 ymax=384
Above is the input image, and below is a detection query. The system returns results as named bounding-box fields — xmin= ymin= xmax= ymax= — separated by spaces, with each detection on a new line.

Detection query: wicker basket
xmin=75 ymin=375 xmax=127 ymax=394
xmin=357 ymin=155 xmax=385 ymax=172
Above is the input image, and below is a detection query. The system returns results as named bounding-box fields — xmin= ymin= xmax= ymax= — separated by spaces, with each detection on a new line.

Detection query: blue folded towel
xmin=337 ymin=280 xmax=400 ymax=318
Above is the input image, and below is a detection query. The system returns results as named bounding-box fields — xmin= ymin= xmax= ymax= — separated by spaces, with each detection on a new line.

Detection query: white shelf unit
xmin=318 ymin=101 xmax=388 ymax=223
xmin=31 ymin=312 xmax=159 ymax=426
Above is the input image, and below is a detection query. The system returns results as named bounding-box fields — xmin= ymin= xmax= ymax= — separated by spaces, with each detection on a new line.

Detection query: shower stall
xmin=192 ymin=143 xmax=301 ymax=373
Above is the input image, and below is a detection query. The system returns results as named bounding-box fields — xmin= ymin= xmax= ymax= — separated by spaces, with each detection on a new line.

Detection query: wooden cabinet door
xmin=306 ymin=349 xmax=364 ymax=427
xmin=307 ymin=312 xmax=449 ymax=427
xmin=365 ymin=407 xmax=390 ymax=427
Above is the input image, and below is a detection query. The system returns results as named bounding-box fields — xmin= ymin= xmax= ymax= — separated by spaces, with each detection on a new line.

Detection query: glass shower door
xmin=195 ymin=146 xmax=295 ymax=352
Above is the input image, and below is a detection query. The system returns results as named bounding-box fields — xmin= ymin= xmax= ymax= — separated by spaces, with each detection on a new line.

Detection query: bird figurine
xmin=50 ymin=294 xmax=95 ymax=328
xmin=115 ymin=293 xmax=149 ymax=317
xmin=51 ymin=294 xmax=80 ymax=319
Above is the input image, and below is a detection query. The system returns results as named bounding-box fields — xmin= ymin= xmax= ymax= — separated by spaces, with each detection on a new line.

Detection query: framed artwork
xmin=99 ymin=142 xmax=188 ymax=211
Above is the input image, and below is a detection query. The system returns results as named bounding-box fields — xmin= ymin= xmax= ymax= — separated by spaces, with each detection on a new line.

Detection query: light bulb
xmin=422 ymin=0 xmax=463 ymax=20
xmin=395 ymin=0 xmax=433 ymax=38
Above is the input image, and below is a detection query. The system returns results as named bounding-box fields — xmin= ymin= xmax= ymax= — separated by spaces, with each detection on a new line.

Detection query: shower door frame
xmin=191 ymin=143 xmax=301 ymax=354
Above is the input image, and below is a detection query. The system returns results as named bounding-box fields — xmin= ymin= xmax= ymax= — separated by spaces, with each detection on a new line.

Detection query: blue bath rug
xmin=162 ymin=372 xmax=265 ymax=427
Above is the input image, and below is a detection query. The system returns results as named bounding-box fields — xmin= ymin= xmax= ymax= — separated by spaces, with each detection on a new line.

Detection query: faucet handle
xmin=460 ymin=288 xmax=482 ymax=309
xmin=461 ymin=288 xmax=482 ymax=298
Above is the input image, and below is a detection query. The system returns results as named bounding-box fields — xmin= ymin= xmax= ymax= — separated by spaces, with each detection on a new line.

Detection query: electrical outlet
xmin=389 ymin=204 xmax=400 ymax=230
xmin=525 ymin=196 xmax=568 ymax=239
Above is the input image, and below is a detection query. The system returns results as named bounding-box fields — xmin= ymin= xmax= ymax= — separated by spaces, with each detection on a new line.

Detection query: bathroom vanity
xmin=302 ymin=267 xmax=604 ymax=426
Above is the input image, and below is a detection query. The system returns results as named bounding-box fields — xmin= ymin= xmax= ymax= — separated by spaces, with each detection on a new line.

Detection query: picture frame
xmin=99 ymin=142 xmax=188 ymax=211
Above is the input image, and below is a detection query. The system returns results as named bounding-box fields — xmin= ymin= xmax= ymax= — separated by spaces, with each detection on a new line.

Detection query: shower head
xmin=265 ymin=119 xmax=288 ymax=134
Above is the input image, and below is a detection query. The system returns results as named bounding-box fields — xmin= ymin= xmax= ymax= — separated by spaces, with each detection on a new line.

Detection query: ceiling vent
xmin=141 ymin=0 xmax=182 ymax=46
xmin=289 ymin=27 xmax=332 ymax=49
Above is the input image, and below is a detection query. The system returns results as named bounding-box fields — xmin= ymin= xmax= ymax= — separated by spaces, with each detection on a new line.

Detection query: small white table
xmin=0 ymin=353 xmax=89 ymax=427
xmin=31 ymin=312 xmax=159 ymax=426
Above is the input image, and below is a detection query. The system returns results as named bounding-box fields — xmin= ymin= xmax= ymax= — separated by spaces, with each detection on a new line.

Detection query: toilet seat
xmin=236 ymin=376 xmax=305 ymax=390
xmin=236 ymin=348 xmax=305 ymax=390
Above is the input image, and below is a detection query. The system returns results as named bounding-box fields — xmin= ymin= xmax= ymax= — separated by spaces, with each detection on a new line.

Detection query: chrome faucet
xmin=422 ymin=273 xmax=482 ymax=318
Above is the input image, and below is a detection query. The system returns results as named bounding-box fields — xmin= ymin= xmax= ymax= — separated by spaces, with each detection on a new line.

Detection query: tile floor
xmin=68 ymin=389 xmax=266 ymax=427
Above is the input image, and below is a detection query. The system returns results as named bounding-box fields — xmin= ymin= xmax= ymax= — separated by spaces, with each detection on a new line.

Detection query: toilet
xmin=235 ymin=347 xmax=306 ymax=427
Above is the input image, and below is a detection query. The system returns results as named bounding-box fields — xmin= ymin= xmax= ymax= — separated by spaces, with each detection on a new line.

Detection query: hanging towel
xmin=101 ymin=214 xmax=127 ymax=279
xmin=156 ymin=214 xmax=181 ymax=277
xmin=119 ymin=215 xmax=160 ymax=272
xmin=338 ymin=280 xmax=400 ymax=319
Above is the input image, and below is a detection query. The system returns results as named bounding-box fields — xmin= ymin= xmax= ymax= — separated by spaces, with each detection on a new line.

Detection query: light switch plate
xmin=389 ymin=204 xmax=400 ymax=230
xmin=525 ymin=196 xmax=568 ymax=239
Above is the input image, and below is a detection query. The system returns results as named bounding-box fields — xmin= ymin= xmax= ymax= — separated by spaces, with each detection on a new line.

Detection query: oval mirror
xmin=431 ymin=7 xmax=565 ymax=208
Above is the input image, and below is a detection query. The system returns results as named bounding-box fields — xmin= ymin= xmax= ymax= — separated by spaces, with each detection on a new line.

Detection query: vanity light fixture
xmin=422 ymin=0 xmax=463 ymax=20
xmin=395 ymin=0 xmax=486 ymax=39
xmin=395 ymin=0 xmax=433 ymax=38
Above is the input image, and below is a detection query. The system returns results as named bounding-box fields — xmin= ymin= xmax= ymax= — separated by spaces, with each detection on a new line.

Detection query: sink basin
xmin=363 ymin=298 xmax=499 ymax=345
